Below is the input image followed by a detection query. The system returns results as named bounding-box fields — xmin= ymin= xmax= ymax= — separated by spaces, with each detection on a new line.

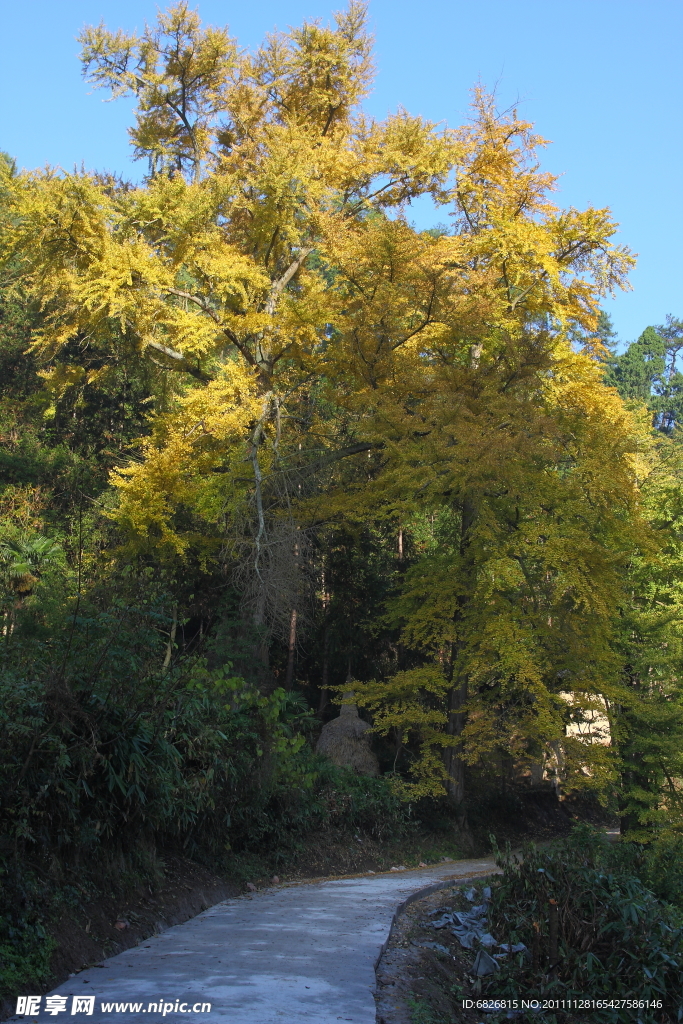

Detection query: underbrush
xmin=484 ymin=827 xmax=683 ymax=1023
xmin=0 ymin=864 xmax=58 ymax=997
xmin=0 ymin=602 xmax=414 ymax=999
xmin=407 ymin=997 xmax=449 ymax=1024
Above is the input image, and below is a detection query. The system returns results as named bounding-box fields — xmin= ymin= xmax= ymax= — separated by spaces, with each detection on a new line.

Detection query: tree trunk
xmin=442 ymin=494 xmax=477 ymax=819
xmin=318 ymin=623 xmax=330 ymax=715
xmin=444 ymin=678 xmax=467 ymax=814
xmin=251 ymin=586 xmax=271 ymax=678
xmin=285 ymin=607 xmax=297 ymax=690
xmin=163 ymin=605 xmax=178 ymax=671
xmin=317 ymin=569 xmax=330 ymax=715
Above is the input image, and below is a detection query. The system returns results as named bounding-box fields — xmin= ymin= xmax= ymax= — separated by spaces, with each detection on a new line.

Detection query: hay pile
xmin=315 ymin=702 xmax=379 ymax=776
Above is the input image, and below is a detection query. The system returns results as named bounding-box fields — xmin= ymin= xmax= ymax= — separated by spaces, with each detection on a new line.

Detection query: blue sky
xmin=2 ymin=0 xmax=680 ymax=344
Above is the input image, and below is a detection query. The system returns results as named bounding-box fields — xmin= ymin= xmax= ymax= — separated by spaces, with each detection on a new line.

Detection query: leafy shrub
xmin=0 ymin=936 xmax=56 ymax=999
xmin=0 ymin=863 xmax=57 ymax=998
xmin=0 ymin=605 xmax=316 ymax=862
xmin=0 ymin=599 xmax=409 ymax=995
xmin=310 ymin=757 xmax=411 ymax=841
xmin=485 ymin=827 xmax=683 ymax=1023
xmin=639 ymin=832 xmax=683 ymax=912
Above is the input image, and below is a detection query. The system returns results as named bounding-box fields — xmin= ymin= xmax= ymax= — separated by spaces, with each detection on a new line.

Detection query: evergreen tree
xmin=606 ymin=318 xmax=683 ymax=434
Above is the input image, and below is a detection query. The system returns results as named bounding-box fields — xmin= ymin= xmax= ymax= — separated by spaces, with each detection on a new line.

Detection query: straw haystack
xmin=315 ymin=702 xmax=379 ymax=776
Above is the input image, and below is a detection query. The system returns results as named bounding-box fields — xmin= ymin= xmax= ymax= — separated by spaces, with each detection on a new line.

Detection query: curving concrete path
xmin=16 ymin=858 xmax=498 ymax=1024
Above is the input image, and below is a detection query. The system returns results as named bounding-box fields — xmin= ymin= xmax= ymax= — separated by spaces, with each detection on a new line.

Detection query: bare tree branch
xmin=146 ymin=339 xmax=213 ymax=381
xmin=264 ymin=248 xmax=315 ymax=316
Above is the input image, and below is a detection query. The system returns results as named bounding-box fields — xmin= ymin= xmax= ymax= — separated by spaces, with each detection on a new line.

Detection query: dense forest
xmin=2 ymin=2 xmax=683 ymax=1012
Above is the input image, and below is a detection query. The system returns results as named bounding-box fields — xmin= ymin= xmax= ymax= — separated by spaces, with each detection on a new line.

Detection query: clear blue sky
xmin=2 ymin=0 xmax=681 ymax=344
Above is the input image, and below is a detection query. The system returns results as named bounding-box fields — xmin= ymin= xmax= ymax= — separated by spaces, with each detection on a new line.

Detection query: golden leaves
xmin=80 ymin=2 xmax=239 ymax=181
xmin=0 ymin=8 xmax=651 ymax=810
xmin=111 ymin=361 xmax=261 ymax=558
xmin=341 ymin=667 xmax=458 ymax=799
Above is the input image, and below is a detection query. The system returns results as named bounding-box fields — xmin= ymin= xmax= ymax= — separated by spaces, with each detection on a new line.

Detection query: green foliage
xmin=0 ymin=935 xmax=56 ymax=1000
xmin=638 ymin=832 xmax=683 ymax=910
xmin=0 ymin=604 xmax=346 ymax=858
xmin=2 ymin=5 xmax=683 ymax=1007
xmin=606 ymin=326 xmax=667 ymax=404
xmin=608 ymin=439 xmax=683 ymax=835
xmin=606 ymin=318 xmax=683 ymax=434
xmin=486 ymin=827 xmax=683 ymax=1022
xmin=0 ymin=860 xmax=58 ymax=998
xmin=407 ymin=997 xmax=449 ymax=1024
xmin=0 ymin=594 xmax=409 ymax=995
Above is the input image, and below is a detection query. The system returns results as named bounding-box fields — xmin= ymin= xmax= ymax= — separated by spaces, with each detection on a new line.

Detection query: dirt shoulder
xmin=48 ymin=856 xmax=239 ymax=983
xmin=375 ymin=879 xmax=499 ymax=1024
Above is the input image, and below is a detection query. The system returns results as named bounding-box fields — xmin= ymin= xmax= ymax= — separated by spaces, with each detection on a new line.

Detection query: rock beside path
xmin=315 ymin=702 xmax=379 ymax=775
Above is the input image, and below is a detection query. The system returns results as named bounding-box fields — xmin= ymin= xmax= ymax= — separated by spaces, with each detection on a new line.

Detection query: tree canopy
xmin=1 ymin=1 xmax=682 ymax=843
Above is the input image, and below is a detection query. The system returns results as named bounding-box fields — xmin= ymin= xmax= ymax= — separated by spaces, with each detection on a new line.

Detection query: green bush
xmin=0 ymin=599 xmax=409 ymax=996
xmin=485 ymin=827 xmax=683 ymax=1023
xmin=0 ymin=861 xmax=58 ymax=998
xmin=639 ymin=832 xmax=683 ymax=912
xmin=0 ymin=937 xmax=56 ymax=999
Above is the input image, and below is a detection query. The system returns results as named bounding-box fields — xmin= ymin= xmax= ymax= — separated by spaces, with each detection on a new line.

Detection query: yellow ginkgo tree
xmin=1 ymin=2 xmax=455 ymax=641
xmin=315 ymin=95 xmax=643 ymax=807
xmin=0 ymin=3 xmax=650 ymax=812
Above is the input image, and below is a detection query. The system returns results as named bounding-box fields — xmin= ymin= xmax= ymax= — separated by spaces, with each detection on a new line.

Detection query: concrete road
xmin=15 ymin=858 xmax=498 ymax=1024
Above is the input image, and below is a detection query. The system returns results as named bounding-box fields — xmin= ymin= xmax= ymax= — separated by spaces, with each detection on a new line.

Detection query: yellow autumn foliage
xmin=112 ymin=362 xmax=261 ymax=558
xmin=0 ymin=2 xmax=654 ymax=806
